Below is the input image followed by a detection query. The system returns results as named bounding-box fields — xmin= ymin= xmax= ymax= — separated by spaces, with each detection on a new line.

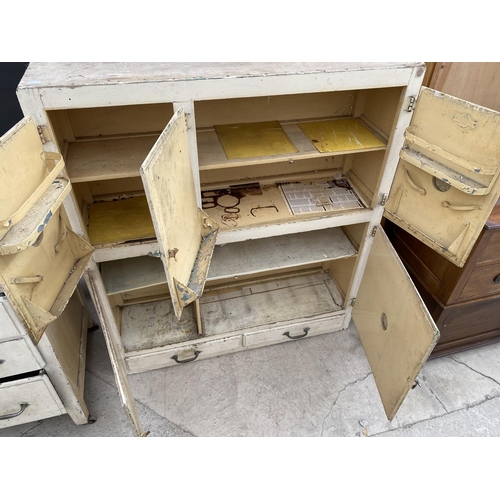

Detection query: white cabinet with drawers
xmin=5 ymin=62 xmax=500 ymax=436
xmin=0 ymin=292 xmax=90 ymax=429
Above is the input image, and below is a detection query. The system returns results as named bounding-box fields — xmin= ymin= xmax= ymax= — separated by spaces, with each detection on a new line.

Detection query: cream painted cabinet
xmin=9 ymin=63 xmax=500 ymax=436
xmin=0 ymin=118 xmax=92 ymax=429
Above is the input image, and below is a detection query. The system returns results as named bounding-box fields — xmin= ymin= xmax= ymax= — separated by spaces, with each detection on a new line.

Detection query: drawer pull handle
xmin=171 ymin=350 xmax=201 ymax=364
xmin=494 ymin=274 xmax=500 ymax=284
xmin=283 ymin=327 xmax=310 ymax=340
xmin=0 ymin=402 xmax=29 ymax=420
xmin=442 ymin=201 xmax=483 ymax=211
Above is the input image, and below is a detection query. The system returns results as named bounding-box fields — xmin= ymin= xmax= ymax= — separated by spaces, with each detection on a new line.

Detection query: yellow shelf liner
xmin=298 ymin=118 xmax=385 ymax=153
xmin=215 ymin=121 xmax=298 ymax=159
xmin=88 ymin=196 xmax=155 ymax=246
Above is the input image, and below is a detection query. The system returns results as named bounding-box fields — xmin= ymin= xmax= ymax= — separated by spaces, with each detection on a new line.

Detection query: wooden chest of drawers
xmin=385 ymin=200 xmax=500 ymax=357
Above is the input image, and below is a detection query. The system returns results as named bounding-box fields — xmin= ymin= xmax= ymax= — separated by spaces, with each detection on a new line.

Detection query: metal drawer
xmin=0 ymin=337 xmax=45 ymax=379
xmin=0 ymin=373 xmax=65 ymax=429
xmin=243 ymin=316 xmax=344 ymax=348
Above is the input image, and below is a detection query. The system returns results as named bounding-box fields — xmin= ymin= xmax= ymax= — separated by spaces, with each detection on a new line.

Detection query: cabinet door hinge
xmin=350 ymin=298 xmax=356 ymax=307
xmin=380 ymin=193 xmax=388 ymax=206
xmin=405 ymin=96 xmax=417 ymax=112
xmin=371 ymin=226 xmax=378 ymax=237
xmin=37 ymin=125 xmax=52 ymax=144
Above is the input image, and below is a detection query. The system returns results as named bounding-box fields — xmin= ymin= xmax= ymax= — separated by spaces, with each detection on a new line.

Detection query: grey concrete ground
xmin=2 ymin=321 xmax=500 ymax=437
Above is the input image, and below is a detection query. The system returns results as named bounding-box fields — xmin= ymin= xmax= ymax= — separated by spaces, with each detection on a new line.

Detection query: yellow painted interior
xmin=215 ymin=121 xmax=298 ymax=159
xmin=298 ymin=118 xmax=385 ymax=153
xmin=88 ymin=196 xmax=155 ymax=246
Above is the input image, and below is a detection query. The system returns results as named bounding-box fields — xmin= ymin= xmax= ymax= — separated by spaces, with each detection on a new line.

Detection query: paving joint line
xmin=421 ymin=376 xmax=448 ymax=413
xmin=450 ymin=357 xmax=500 ymax=386
xmin=320 ymin=372 xmax=372 ymax=437
xmin=85 ymin=368 xmax=195 ymax=437
xmin=371 ymin=392 xmax=500 ymax=437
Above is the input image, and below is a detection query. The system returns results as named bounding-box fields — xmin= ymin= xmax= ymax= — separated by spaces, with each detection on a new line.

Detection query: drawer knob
xmin=283 ymin=327 xmax=310 ymax=340
xmin=494 ymin=274 xmax=500 ymax=284
xmin=0 ymin=402 xmax=29 ymax=421
xmin=171 ymin=350 xmax=201 ymax=364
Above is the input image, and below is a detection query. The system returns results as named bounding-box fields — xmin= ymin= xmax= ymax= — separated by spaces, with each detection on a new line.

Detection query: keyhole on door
xmin=381 ymin=312 xmax=388 ymax=331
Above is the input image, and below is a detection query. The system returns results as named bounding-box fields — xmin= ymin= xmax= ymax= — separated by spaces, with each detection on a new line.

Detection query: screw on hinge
xmin=380 ymin=194 xmax=388 ymax=206
xmin=371 ymin=226 xmax=378 ymax=237
xmin=37 ymin=126 xmax=47 ymax=144
xmin=350 ymin=298 xmax=356 ymax=307
xmin=406 ymin=96 xmax=416 ymax=112
xmin=168 ymin=248 xmax=179 ymax=261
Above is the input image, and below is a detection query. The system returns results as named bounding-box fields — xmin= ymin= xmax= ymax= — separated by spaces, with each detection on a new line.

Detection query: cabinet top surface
xmin=18 ymin=62 xmax=422 ymax=89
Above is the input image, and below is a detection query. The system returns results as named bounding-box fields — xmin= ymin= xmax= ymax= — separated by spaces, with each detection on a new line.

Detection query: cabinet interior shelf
xmin=65 ymin=117 xmax=386 ymax=183
xmin=101 ymin=227 xmax=358 ymax=297
xmin=66 ymin=135 xmax=160 ymax=183
xmin=120 ymin=271 xmax=344 ymax=353
xmin=87 ymin=179 xmax=367 ymax=247
xmin=88 ymin=196 xmax=156 ymax=246
xmin=198 ymin=117 xmax=386 ymax=170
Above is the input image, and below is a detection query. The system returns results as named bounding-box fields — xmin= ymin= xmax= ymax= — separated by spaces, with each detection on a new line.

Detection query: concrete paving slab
xmin=418 ymin=355 xmax=500 ymax=413
xmin=377 ymin=395 xmax=500 ymax=437
xmin=321 ymin=373 xmax=448 ymax=437
xmin=129 ymin=324 xmax=374 ymax=436
xmin=451 ymin=342 xmax=500 ymax=384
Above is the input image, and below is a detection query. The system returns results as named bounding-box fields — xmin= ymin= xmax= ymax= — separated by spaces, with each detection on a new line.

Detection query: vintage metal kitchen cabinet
xmin=4 ymin=63 xmax=499 ymax=435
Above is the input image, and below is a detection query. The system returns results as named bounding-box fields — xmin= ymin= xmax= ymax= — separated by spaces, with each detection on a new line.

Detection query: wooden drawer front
xmin=438 ymin=295 xmax=500 ymax=346
xmin=243 ymin=316 xmax=344 ymax=348
xmin=0 ymin=374 xmax=65 ymax=429
xmin=125 ymin=335 xmax=242 ymax=374
xmin=459 ymin=262 xmax=500 ymax=301
xmin=476 ymin=230 xmax=500 ymax=265
xmin=0 ymin=338 xmax=44 ymax=379
xmin=0 ymin=297 xmax=25 ymax=341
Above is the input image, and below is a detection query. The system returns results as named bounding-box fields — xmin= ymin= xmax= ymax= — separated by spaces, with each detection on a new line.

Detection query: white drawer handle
xmin=283 ymin=327 xmax=310 ymax=340
xmin=0 ymin=402 xmax=29 ymax=420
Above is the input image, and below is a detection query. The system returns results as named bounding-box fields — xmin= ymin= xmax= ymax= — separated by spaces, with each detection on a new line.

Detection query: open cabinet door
xmin=384 ymin=87 xmax=500 ymax=267
xmin=0 ymin=117 xmax=94 ymax=344
xmin=352 ymin=227 xmax=439 ymax=420
xmin=141 ymin=108 xmax=219 ymax=320
xmin=0 ymin=117 xmax=71 ymax=252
